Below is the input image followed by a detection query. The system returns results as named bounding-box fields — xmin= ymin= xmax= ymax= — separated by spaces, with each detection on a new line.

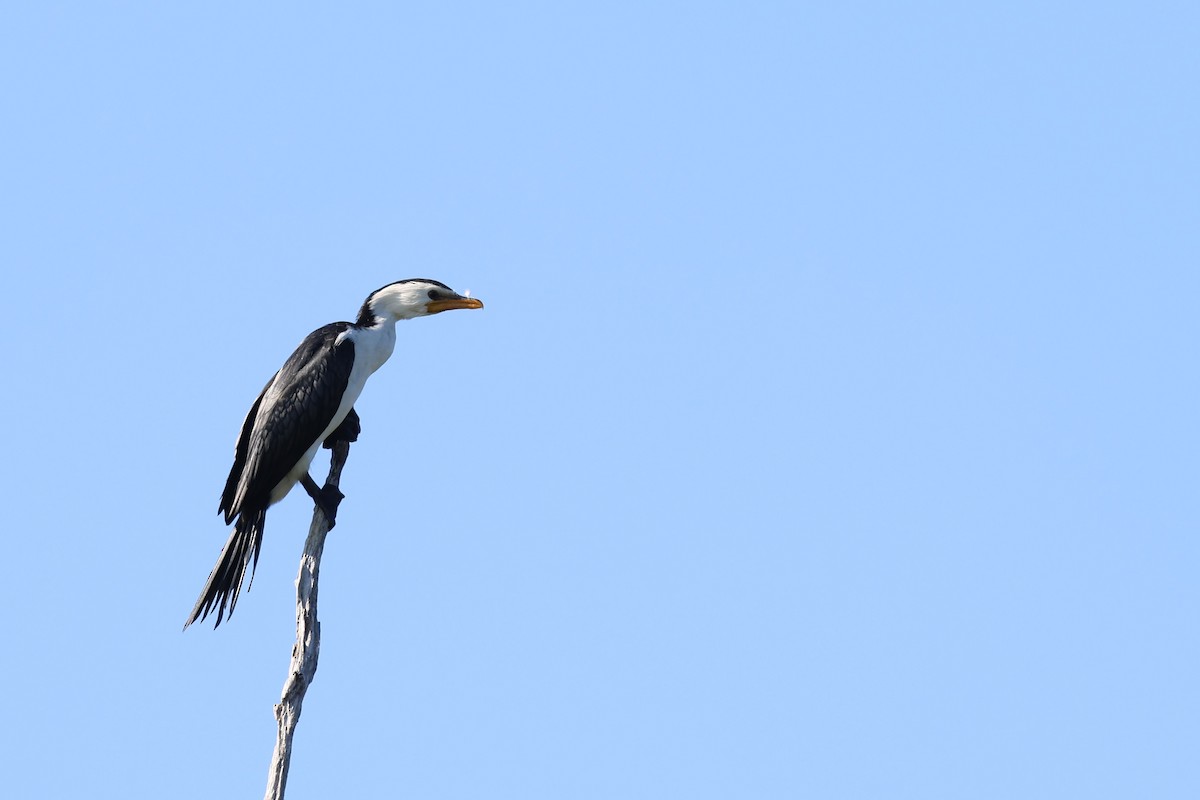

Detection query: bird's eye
xmin=427 ymin=289 xmax=439 ymax=300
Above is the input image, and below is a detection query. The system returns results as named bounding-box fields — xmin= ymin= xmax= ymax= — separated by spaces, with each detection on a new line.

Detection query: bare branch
xmin=263 ymin=439 xmax=351 ymax=800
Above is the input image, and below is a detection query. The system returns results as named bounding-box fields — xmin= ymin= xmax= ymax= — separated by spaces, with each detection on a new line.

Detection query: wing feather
xmin=219 ymin=323 xmax=356 ymax=521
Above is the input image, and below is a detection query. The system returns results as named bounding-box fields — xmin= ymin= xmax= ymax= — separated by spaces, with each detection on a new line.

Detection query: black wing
xmin=219 ymin=322 xmax=356 ymax=522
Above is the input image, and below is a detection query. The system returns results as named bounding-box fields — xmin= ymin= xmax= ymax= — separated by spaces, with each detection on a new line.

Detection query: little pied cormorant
xmin=185 ymin=279 xmax=483 ymax=629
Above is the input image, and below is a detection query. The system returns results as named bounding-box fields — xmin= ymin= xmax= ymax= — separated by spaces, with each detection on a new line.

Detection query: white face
xmin=371 ymin=280 xmax=443 ymax=320
xmin=367 ymin=280 xmax=483 ymax=322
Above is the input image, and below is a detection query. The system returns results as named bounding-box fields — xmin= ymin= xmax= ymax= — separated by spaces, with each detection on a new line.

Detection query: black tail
xmin=184 ymin=509 xmax=266 ymax=629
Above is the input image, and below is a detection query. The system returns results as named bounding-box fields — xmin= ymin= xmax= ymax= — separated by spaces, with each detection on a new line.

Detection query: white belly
xmin=267 ymin=322 xmax=396 ymax=505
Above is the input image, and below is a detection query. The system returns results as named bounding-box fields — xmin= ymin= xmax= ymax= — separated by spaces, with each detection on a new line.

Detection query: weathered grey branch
xmin=263 ymin=439 xmax=350 ymax=800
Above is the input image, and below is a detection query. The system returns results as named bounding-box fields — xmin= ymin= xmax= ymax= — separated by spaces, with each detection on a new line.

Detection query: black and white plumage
xmin=185 ymin=279 xmax=483 ymax=629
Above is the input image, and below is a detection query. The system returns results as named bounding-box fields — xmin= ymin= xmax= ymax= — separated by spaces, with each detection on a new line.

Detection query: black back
xmin=219 ymin=322 xmax=356 ymax=522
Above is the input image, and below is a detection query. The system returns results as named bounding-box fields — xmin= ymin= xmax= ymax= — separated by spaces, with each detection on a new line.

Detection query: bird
xmin=185 ymin=279 xmax=483 ymax=629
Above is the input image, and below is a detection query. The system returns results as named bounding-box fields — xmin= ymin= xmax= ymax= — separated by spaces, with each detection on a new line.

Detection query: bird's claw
xmin=324 ymin=408 xmax=361 ymax=448
xmin=316 ymin=485 xmax=345 ymax=528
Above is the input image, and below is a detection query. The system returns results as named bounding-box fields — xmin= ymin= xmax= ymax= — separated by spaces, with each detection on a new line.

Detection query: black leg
xmin=324 ymin=408 xmax=361 ymax=449
xmin=300 ymin=472 xmax=345 ymax=528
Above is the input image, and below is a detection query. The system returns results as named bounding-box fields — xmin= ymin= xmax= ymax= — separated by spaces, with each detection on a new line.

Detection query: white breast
xmin=268 ymin=322 xmax=398 ymax=504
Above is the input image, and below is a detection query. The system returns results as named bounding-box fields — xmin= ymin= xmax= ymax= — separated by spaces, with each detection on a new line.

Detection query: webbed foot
xmin=300 ymin=473 xmax=345 ymax=528
xmin=324 ymin=408 xmax=361 ymax=448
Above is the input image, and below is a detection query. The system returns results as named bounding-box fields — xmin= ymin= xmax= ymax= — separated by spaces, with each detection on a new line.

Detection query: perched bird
xmin=185 ymin=279 xmax=483 ymax=629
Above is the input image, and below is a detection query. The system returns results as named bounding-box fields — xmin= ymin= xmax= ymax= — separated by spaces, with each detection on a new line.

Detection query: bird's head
xmin=359 ymin=279 xmax=484 ymax=324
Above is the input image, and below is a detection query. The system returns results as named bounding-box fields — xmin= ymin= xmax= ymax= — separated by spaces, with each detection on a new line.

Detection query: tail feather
xmin=184 ymin=509 xmax=266 ymax=629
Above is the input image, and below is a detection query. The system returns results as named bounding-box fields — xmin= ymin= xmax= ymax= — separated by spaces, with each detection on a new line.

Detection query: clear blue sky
xmin=1 ymin=2 xmax=1196 ymax=798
